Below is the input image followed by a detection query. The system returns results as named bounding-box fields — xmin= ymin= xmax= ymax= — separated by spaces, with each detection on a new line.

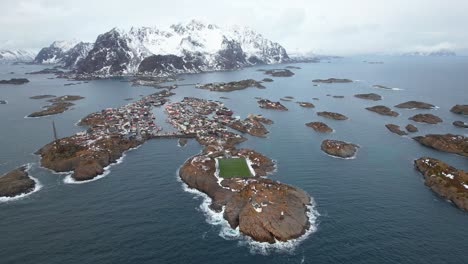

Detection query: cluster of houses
xmin=165 ymin=97 xmax=244 ymax=146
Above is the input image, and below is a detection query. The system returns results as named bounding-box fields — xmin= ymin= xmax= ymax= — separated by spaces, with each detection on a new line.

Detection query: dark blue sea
xmin=0 ymin=57 xmax=467 ymax=263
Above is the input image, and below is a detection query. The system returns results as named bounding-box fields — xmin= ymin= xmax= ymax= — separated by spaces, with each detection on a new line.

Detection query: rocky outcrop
xmin=450 ymin=105 xmax=468 ymax=115
xmin=385 ymin=124 xmax=407 ymax=136
xmin=317 ymin=111 xmax=348 ymax=120
xmin=306 ymin=122 xmax=333 ymax=133
xmin=453 ymin=121 xmax=468 ymax=128
xmin=406 ymin=124 xmax=418 ymax=133
xmin=36 ymin=135 xmax=141 ymax=181
xmin=395 ymin=101 xmax=435 ymax=109
xmin=413 ymin=134 xmax=467 ymax=157
xmin=264 ymin=69 xmax=294 ymax=77
xmin=262 ymin=78 xmax=274 ymax=82
xmin=354 ymin=93 xmax=382 ymax=101
xmin=409 ymin=114 xmax=443 ymax=124
xmin=179 ymin=149 xmax=311 ymax=243
xmin=321 ymin=139 xmax=359 ymax=158
xmin=365 ymin=105 xmax=399 ymax=117
xmin=297 ymin=102 xmax=315 ymax=108
xmin=372 ymin=84 xmax=393 ymax=90
xmin=414 ymin=157 xmax=468 ymax=211
xmin=138 ymin=54 xmax=199 ymax=75
xmin=28 ymin=95 xmax=84 ymax=117
xmin=0 ymin=78 xmax=30 ymax=85
xmin=197 ymin=79 xmax=264 ymax=92
xmin=0 ymin=166 xmax=35 ymax=197
xmin=257 ymin=99 xmax=288 ymax=110
xmin=227 ymin=115 xmax=270 ymax=137
xmin=30 ymin=95 xmax=56 ymax=100
xmin=312 ymin=78 xmax=352 ymax=83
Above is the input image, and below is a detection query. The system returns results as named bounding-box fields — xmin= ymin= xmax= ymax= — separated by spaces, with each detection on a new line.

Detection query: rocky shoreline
xmin=321 ymin=139 xmax=359 ymax=158
xmin=413 ymin=134 xmax=467 ymax=157
xmin=365 ymin=105 xmax=399 ymax=117
xmin=28 ymin=95 xmax=84 ymax=117
xmin=312 ymin=78 xmax=352 ymax=83
xmin=414 ymin=157 xmax=468 ymax=211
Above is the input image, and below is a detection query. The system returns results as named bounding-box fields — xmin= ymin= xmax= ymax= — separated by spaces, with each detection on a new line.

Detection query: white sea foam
xmin=0 ymin=163 xmax=43 ymax=203
xmin=176 ymin=167 xmax=320 ymax=255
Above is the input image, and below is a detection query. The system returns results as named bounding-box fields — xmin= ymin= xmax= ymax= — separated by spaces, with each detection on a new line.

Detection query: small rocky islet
xmin=385 ymin=124 xmax=407 ymax=136
xmin=196 ymin=79 xmax=265 ymax=92
xmin=0 ymin=166 xmax=36 ymax=198
xmin=312 ymin=78 xmax=352 ymax=84
xmin=354 ymin=93 xmax=382 ymax=101
xmin=297 ymin=101 xmax=315 ymax=108
xmin=414 ymin=157 xmax=468 ymax=210
xmin=306 ymin=122 xmax=333 ymax=133
xmin=395 ymin=101 xmax=436 ymax=109
xmin=413 ymin=134 xmax=467 ymax=157
xmin=450 ymin=104 xmax=468 ymax=115
xmin=405 ymin=124 xmax=418 ymax=133
xmin=365 ymin=105 xmax=399 ymax=117
xmin=409 ymin=113 xmax=443 ymax=124
xmin=263 ymin=69 xmax=295 ymax=77
xmin=321 ymin=139 xmax=359 ymax=158
xmin=257 ymin=99 xmax=288 ymax=111
xmin=28 ymin=95 xmax=85 ymax=117
xmin=453 ymin=121 xmax=468 ymax=128
xmin=317 ymin=111 xmax=348 ymax=120
xmin=0 ymin=78 xmax=30 ymax=85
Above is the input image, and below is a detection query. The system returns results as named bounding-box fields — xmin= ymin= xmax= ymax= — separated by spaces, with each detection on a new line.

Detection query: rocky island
xmin=0 ymin=166 xmax=36 ymax=198
xmin=385 ymin=124 xmax=407 ymax=136
xmin=257 ymin=99 xmax=288 ymax=111
xmin=28 ymin=95 xmax=84 ymax=117
xmin=372 ymin=84 xmax=393 ymax=90
xmin=262 ymin=78 xmax=274 ymax=82
xmin=354 ymin=93 xmax=382 ymax=101
xmin=395 ymin=101 xmax=436 ymax=109
xmin=263 ymin=69 xmax=295 ymax=77
xmin=450 ymin=105 xmax=468 ymax=115
xmin=227 ymin=114 xmax=271 ymax=137
xmin=196 ymin=79 xmax=265 ymax=92
xmin=312 ymin=78 xmax=352 ymax=84
xmin=414 ymin=157 xmax=468 ymax=211
xmin=0 ymin=78 xmax=30 ymax=85
xmin=317 ymin=111 xmax=348 ymax=120
xmin=0 ymin=100 xmax=7 ymax=105
xmin=165 ymin=97 xmax=314 ymax=243
xmin=306 ymin=122 xmax=333 ymax=133
xmin=406 ymin=124 xmax=418 ymax=133
xmin=453 ymin=121 xmax=468 ymax=128
xmin=321 ymin=139 xmax=359 ymax=158
xmin=297 ymin=101 xmax=315 ymax=108
xmin=30 ymin=95 xmax=57 ymax=100
xmin=413 ymin=134 xmax=467 ymax=157
xmin=365 ymin=105 xmax=399 ymax=117
xmin=409 ymin=113 xmax=443 ymax=124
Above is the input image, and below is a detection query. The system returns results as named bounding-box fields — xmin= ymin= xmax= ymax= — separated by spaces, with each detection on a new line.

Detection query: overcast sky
xmin=1 ymin=0 xmax=467 ymax=55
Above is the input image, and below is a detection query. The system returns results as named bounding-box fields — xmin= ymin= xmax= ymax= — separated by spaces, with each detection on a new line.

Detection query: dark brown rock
xmin=414 ymin=157 xmax=468 ymax=211
xmin=0 ymin=78 xmax=29 ymax=85
xmin=395 ymin=101 xmax=435 ymax=109
xmin=413 ymin=134 xmax=467 ymax=157
xmin=365 ymin=105 xmax=399 ymax=117
xmin=30 ymin=95 xmax=56 ymax=100
xmin=450 ymin=105 xmax=468 ymax=115
xmin=312 ymin=78 xmax=352 ymax=83
xmin=321 ymin=139 xmax=359 ymax=158
xmin=257 ymin=99 xmax=288 ymax=111
xmin=297 ymin=102 xmax=315 ymax=108
xmin=317 ymin=111 xmax=348 ymax=120
xmin=262 ymin=78 xmax=274 ymax=82
xmin=385 ymin=124 xmax=407 ymax=136
xmin=354 ymin=93 xmax=382 ymax=101
xmin=306 ymin=122 xmax=333 ymax=133
xmin=409 ymin=114 xmax=443 ymax=124
xmin=0 ymin=166 xmax=35 ymax=197
xmin=405 ymin=124 xmax=418 ymax=133
xmin=453 ymin=121 xmax=468 ymax=128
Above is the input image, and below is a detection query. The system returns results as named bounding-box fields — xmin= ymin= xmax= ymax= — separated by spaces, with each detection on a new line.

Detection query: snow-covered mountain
xmin=77 ymin=20 xmax=290 ymax=76
xmin=34 ymin=40 xmax=81 ymax=64
xmin=0 ymin=49 xmax=37 ymax=63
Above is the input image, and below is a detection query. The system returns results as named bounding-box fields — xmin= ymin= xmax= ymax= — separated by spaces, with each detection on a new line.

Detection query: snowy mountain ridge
xmin=0 ymin=49 xmax=37 ymax=63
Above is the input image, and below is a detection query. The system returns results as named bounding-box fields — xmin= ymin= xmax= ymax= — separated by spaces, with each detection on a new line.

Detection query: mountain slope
xmin=0 ymin=49 xmax=37 ymax=63
xmin=77 ymin=20 xmax=290 ymax=76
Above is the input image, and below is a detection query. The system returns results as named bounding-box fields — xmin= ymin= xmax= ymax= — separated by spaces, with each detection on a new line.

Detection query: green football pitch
xmin=217 ymin=158 xmax=252 ymax=178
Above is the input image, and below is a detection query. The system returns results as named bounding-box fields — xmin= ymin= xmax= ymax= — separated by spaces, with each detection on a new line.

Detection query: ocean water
xmin=0 ymin=57 xmax=467 ymax=264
